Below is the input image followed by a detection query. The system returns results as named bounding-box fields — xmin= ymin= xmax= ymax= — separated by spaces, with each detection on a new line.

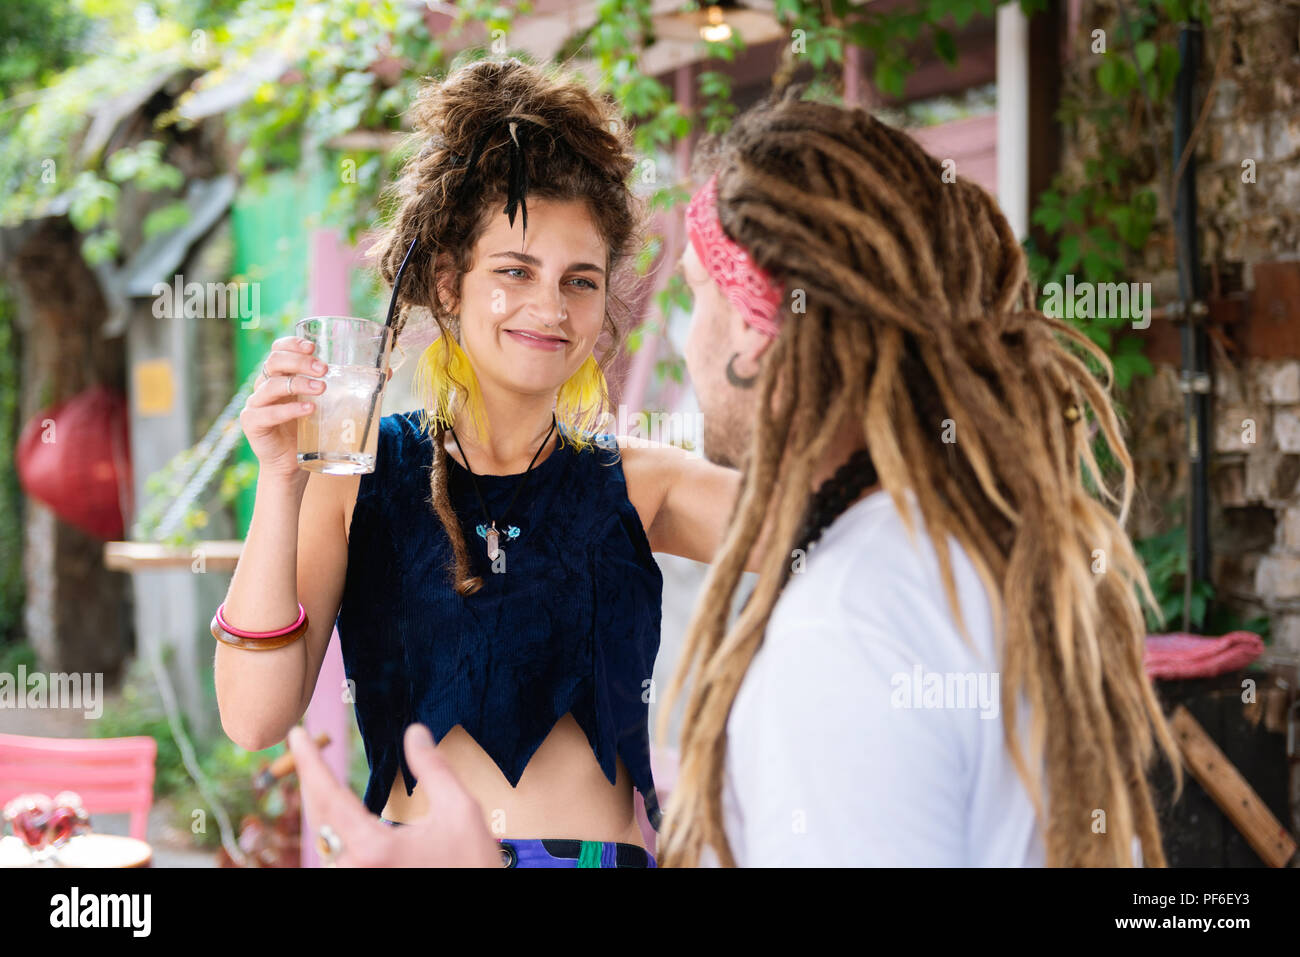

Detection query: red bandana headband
xmin=685 ymin=172 xmax=784 ymax=338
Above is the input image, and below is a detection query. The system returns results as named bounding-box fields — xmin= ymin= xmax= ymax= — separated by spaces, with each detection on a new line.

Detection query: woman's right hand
xmin=240 ymin=335 xmax=328 ymax=482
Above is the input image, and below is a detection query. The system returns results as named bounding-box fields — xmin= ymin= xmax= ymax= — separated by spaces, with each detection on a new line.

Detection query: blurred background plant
xmin=1135 ymin=521 xmax=1270 ymax=639
xmin=1025 ymin=0 xmax=1213 ymax=392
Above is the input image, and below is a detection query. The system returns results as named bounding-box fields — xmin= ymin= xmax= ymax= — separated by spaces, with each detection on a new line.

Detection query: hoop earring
xmin=726 ymin=352 xmax=759 ymax=389
xmin=554 ymin=355 xmax=609 ymax=447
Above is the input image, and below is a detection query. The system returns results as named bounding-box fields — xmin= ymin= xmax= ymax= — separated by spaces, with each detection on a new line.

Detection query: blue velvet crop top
xmin=334 ymin=410 xmax=664 ymax=830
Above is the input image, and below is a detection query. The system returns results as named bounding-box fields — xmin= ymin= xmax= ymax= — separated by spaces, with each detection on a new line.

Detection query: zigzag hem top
xmin=334 ymin=410 xmax=665 ymax=830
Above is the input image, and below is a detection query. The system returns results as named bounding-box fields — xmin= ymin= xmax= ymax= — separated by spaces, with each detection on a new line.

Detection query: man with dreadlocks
xmin=287 ymin=83 xmax=1180 ymax=867
xmin=653 ymin=85 xmax=1181 ymax=868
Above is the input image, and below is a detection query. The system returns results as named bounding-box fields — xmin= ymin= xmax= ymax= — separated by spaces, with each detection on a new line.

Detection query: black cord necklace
xmin=448 ymin=414 xmax=557 ymax=562
xmin=781 ymin=448 xmax=879 ymax=589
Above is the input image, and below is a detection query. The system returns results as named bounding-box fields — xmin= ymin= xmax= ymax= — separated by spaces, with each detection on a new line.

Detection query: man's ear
xmin=732 ymin=302 xmax=778 ymax=366
xmin=744 ymin=323 xmax=778 ymax=364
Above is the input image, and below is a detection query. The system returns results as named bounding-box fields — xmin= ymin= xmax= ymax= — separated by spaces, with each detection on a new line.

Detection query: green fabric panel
xmin=577 ymin=840 xmax=603 ymax=868
xmin=228 ymin=168 xmax=332 ymax=534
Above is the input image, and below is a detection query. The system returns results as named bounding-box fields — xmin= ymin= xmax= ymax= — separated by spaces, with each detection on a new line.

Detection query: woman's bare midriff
xmin=380 ymin=713 xmax=646 ymax=848
xmin=338 ymin=469 xmax=646 ymax=849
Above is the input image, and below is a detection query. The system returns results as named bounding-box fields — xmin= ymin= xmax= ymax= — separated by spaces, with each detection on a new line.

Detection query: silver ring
xmin=284 ymin=375 xmax=294 ymax=397
xmin=258 ymin=363 xmax=270 ymax=384
xmin=317 ymin=824 xmax=343 ymax=864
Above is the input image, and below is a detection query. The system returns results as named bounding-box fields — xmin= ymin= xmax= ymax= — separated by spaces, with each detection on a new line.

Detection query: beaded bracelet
xmin=211 ymin=601 xmax=309 ymax=651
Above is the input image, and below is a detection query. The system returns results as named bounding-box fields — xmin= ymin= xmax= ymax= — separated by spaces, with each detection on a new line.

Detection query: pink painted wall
xmin=909 ymin=112 xmax=999 ymax=194
xmin=300 ymin=227 xmax=356 ymax=868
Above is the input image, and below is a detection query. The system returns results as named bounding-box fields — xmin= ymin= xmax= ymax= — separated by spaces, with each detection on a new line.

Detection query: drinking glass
xmin=295 ymin=316 xmax=394 ymax=475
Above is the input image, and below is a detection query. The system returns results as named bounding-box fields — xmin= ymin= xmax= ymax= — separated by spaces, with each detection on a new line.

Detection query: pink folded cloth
xmin=1144 ymin=631 xmax=1265 ymax=680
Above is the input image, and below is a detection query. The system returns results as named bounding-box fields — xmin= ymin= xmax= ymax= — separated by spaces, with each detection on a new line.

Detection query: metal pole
xmin=1173 ymin=20 xmax=1210 ymax=626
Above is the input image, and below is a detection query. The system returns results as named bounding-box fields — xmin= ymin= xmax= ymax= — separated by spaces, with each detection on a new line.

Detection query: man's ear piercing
xmin=726 ymin=352 xmax=759 ymax=389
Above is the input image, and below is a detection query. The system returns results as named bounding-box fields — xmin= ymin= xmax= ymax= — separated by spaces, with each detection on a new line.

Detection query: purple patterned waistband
xmin=378 ymin=817 xmax=656 ymax=868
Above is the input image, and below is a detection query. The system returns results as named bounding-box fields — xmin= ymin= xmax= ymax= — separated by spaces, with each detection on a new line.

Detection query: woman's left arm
xmin=619 ymin=440 xmax=767 ymax=571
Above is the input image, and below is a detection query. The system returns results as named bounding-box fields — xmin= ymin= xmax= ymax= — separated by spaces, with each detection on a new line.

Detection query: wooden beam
xmin=1170 ymin=704 xmax=1298 ymax=868
xmin=103 ymin=539 xmax=244 ymax=573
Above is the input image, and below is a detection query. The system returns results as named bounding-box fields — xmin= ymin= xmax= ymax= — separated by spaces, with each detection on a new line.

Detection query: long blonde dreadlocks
xmin=657 ymin=84 xmax=1181 ymax=868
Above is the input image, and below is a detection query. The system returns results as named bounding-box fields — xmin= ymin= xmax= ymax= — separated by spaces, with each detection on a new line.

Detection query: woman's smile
xmin=504 ymin=327 xmax=569 ymax=351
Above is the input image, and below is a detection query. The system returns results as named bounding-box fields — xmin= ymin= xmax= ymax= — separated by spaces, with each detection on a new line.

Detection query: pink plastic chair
xmin=0 ymin=733 xmax=158 ymax=840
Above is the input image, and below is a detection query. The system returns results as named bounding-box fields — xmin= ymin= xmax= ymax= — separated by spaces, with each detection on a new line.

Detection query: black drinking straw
xmin=354 ymin=121 xmax=527 ymax=459
xmin=356 ymin=235 xmax=418 ymax=460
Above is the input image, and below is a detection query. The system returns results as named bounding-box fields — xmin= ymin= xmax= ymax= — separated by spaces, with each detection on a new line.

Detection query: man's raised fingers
xmin=402 ymin=723 xmax=481 ymax=820
xmin=287 ymin=728 xmax=388 ymax=865
xmin=287 ymin=727 xmax=359 ymax=831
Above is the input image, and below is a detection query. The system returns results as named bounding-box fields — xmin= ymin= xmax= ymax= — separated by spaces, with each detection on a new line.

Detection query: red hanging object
xmin=16 ymin=385 xmax=133 ymax=540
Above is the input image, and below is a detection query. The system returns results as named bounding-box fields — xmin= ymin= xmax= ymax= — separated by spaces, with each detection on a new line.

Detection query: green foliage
xmin=143 ymin=201 xmax=192 ymax=239
xmin=3 ymin=1 xmax=1219 ymax=582
xmin=166 ymin=737 xmax=274 ymax=849
xmin=1134 ymin=525 xmax=1213 ymax=631
xmin=1026 ymin=0 xmax=1194 ymax=391
xmin=51 ymin=140 xmax=188 ymax=265
xmin=205 ymin=0 xmax=454 ymax=242
xmin=1023 ymin=0 xmax=1245 ymax=637
xmin=696 ymin=71 xmax=737 ymax=136
xmin=105 ymin=140 xmax=184 ymax=192
xmin=91 ymin=653 xmax=194 ymax=798
xmin=768 ymin=0 xmax=1045 ymax=100
xmin=0 ymin=0 xmax=89 ymax=98
xmin=132 ymin=444 xmax=260 ymax=545
xmin=0 ymin=0 xmax=199 ymax=233
xmin=0 ymin=640 xmax=37 ymax=677
xmin=1134 ymin=525 xmax=1270 ymax=638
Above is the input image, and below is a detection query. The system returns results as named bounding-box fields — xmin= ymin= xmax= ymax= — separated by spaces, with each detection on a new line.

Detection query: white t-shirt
xmin=704 ymin=489 xmax=1047 ymax=867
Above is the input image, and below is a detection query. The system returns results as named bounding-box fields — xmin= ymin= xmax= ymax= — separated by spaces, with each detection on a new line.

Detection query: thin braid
xmin=428 ymin=421 xmax=483 ymax=597
xmin=660 ymin=89 xmax=1180 ymax=868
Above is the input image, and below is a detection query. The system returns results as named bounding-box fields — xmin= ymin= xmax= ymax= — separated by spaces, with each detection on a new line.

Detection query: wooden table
xmin=103 ymin=539 xmax=244 ymax=573
xmin=0 ymin=834 xmax=152 ymax=868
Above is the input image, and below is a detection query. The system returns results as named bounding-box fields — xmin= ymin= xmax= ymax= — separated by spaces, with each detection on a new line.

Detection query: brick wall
xmin=1072 ymin=1 xmax=1300 ymax=650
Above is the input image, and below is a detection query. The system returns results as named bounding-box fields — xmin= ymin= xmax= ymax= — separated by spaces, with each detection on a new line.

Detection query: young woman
xmin=213 ymin=57 xmax=751 ymax=868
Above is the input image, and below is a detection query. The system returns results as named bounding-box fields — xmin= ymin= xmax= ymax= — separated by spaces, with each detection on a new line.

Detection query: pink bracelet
xmin=215 ymin=601 xmax=306 ymax=639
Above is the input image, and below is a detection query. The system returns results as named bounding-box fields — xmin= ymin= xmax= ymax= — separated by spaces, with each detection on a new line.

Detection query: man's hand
xmin=288 ymin=723 xmax=501 ymax=867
